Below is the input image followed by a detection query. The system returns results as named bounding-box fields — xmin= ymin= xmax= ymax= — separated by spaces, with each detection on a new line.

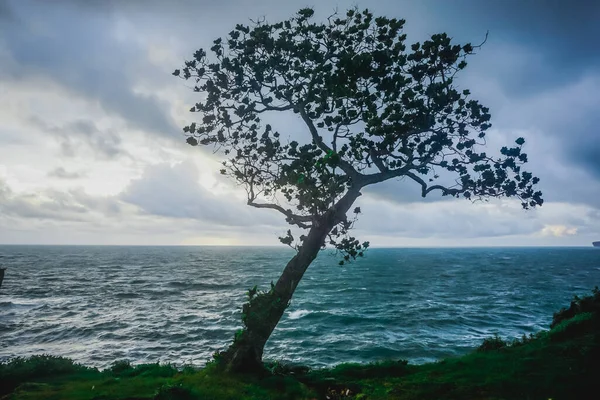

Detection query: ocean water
xmin=0 ymin=245 xmax=599 ymax=369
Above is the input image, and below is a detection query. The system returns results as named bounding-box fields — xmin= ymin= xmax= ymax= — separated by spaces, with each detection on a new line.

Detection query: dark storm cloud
xmin=0 ymin=0 xmax=178 ymax=139
xmin=579 ymin=144 xmax=600 ymax=180
xmin=563 ymin=114 xmax=600 ymax=181
xmin=351 ymin=1 xmax=600 ymax=210
xmin=0 ymin=0 xmax=13 ymax=20
xmin=28 ymin=116 xmax=128 ymax=160
xmin=487 ymin=74 xmax=600 ymax=208
xmin=427 ymin=0 xmax=600 ymax=96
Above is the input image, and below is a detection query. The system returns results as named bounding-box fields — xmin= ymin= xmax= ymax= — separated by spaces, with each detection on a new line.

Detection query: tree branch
xmin=247 ymin=200 xmax=313 ymax=229
xmin=369 ymin=148 xmax=388 ymax=173
xmin=358 ymin=160 xmax=415 ymax=187
xmin=298 ymin=107 xmax=361 ymax=181
xmin=404 ymin=171 xmax=461 ymax=197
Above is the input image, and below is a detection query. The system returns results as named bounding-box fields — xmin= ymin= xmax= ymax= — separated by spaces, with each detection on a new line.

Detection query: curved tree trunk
xmin=221 ymin=189 xmax=361 ymax=372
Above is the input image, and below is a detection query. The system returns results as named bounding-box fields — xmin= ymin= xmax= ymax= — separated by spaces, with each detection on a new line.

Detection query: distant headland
xmin=593 ymin=241 xmax=600 ymax=247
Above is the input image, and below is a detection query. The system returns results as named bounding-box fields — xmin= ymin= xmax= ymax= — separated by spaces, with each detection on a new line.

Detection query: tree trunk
xmin=221 ymin=188 xmax=361 ymax=373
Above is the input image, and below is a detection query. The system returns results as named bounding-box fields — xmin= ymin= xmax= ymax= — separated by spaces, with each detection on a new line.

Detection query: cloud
xmin=0 ymin=176 xmax=127 ymax=225
xmin=489 ymin=74 xmax=600 ymax=208
xmin=428 ymin=0 xmax=600 ymax=96
xmin=539 ymin=225 xmax=578 ymax=238
xmin=119 ymin=160 xmax=283 ymax=228
xmin=0 ymin=179 xmax=88 ymax=221
xmin=28 ymin=116 xmax=128 ymax=160
xmin=47 ymin=167 xmax=85 ymax=180
xmin=350 ymin=194 xmax=600 ymax=246
xmin=0 ymin=0 xmax=599 ymax=246
xmin=0 ymin=170 xmax=292 ymax=245
xmin=0 ymin=0 xmax=13 ymax=21
xmin=0 ymin=0 xmax=179 ymax=139
xmin=354 ymin=196 xmax=540 ymax=240
xmin=499 ymin=74 xmax=600 ymax=163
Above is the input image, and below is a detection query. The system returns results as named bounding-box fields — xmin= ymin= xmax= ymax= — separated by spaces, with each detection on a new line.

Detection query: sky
xmin=0 ymin=0 xmax=598 ymax=247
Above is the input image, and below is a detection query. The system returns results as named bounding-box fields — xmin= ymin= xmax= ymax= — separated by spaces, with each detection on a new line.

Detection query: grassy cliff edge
xmin=2 ymin=288 xmax=599 ymax=400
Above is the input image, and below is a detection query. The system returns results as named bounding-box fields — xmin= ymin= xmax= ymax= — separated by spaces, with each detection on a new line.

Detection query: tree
xmin=174 ymin=8 xmax=543 ymax=372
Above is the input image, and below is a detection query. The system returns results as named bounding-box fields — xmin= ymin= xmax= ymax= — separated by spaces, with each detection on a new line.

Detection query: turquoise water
xmin=0 ymin=246 xmax=599 ymax=368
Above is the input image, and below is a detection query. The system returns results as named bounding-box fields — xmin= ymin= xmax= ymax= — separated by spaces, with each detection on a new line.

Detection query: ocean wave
xmin=115 ymin=292 xmax=140 ymax=299
xmin=165 ymin=281 xmax=236 ymax=290
xmin=287 ymin=309 xmax=312 ymax=320
xmin=1 ymin=246 xmax=599 ymax=368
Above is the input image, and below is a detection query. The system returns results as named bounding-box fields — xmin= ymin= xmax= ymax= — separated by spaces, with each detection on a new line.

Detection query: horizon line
xmin=0 ymin=244 xmax=594 ymax=248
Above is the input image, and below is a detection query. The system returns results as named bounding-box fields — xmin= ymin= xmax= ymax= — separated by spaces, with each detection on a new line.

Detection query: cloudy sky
xmin=0 ymin=0 xmax=598 ymax=246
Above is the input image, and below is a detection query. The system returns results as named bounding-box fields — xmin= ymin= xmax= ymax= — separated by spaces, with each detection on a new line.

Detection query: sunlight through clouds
xmin=540 ymin=225 xmax=578 ymax=238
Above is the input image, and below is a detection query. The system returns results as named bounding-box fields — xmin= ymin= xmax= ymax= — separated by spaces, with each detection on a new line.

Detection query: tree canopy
xmin=175 ymin=7 xmax=542 ymax=258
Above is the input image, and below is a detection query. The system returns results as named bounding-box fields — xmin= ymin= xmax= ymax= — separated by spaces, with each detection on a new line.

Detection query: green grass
xmin=3 ymin=288 xmax=600 ymax=400
xmin=0 ymin=359 xmax=317 ymax=400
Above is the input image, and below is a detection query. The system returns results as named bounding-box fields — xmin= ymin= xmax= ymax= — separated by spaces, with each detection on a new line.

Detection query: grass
xmin=2 ymin=288 xmax=600 ymax=400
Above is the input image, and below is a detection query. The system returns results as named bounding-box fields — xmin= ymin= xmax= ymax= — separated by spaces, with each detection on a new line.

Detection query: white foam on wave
xmin=288 ymin=309 xmax=311 ymax=320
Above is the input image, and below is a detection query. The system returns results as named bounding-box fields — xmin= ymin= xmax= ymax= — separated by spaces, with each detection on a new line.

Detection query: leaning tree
xmin=174 ymin=8 xmax=542 ymax=372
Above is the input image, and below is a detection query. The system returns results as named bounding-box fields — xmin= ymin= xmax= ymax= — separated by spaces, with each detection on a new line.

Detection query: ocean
xmin=0 ymin=246 xmax=598 ymax=369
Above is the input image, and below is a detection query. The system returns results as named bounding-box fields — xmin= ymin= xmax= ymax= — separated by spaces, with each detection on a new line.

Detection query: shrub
xmin=477 ymin=334 xmax=507 ymax=352
xmin=108 ymin=359 xmax=133 ymax=376
xmin=154 ymin=383 xmax=196 ymax=400
xmin=549 ymin=312 xmax=595 ymax=342
xmin=108 ymin=360 xmax=178 ymax=378
xmin=0 ymin=355 xmax=92 ymax=395
xmin=551 ymin=286 xmax=600 ymax=328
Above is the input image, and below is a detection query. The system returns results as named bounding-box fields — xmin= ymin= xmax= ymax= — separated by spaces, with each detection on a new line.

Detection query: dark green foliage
xmin=549 ymin=311 xmax=596 ymax=342
xmin=477 ymin=331 xmax=547 ymax=353
xmin=509 ymin=332 xmax=543 ymax=347
xmin=108 ymin=361 xmax=179 ymax=379
xmin=108 ymin=359 xmax=133 ymax=376
xmin=551 ymin=286 xmax=600 ymax=328
xmin=0 ymin=355 xmax=94 ymax=395
xmin=154 ymin=383 xmax=196 ymax=400
xmin=476 ymin=333 xmax=507 ymax=352
xmin=175 ymin=7 xmax=542 ymax=263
